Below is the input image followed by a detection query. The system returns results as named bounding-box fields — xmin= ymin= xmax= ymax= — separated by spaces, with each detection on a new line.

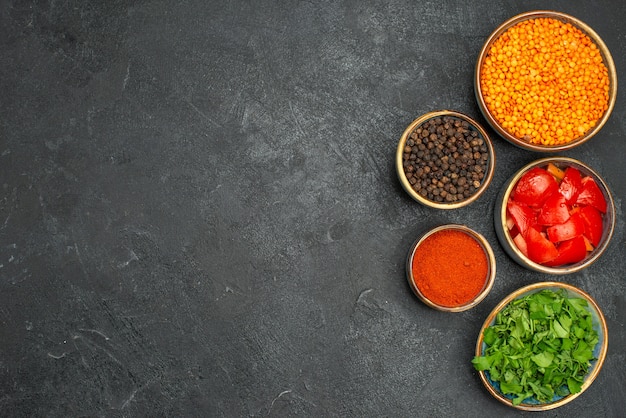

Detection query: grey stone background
xmin=1 ymin=0 xmax=624 ymax=416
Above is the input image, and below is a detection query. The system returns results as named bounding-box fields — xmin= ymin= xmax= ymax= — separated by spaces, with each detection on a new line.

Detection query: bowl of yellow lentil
xmin=475 ymin=10 xmax=617 ymax=152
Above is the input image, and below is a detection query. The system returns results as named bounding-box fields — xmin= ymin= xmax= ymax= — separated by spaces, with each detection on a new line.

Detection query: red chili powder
xmin=411 ymin=229 xmax=489 ymax=307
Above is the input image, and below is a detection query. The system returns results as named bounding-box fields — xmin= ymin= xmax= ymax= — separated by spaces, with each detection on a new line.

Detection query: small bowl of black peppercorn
xmin=396 ymin=110 xmax=496 ymax=209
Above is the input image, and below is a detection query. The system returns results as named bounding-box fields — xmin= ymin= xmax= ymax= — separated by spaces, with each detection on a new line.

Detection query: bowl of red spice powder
xmin=406 ymin=224 xmax=496 ymax=312
xmin=495 ymin=157 xmax=615 ymax=274
xmin=475 ymin=10 xmax=617 ymax=152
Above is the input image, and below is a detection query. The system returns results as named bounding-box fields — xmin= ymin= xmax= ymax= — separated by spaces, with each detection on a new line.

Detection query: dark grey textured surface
xmin=1 ymin=1 xmax=625 ymax=416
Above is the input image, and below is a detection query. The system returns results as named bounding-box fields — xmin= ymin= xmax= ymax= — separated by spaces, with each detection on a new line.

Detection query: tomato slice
xmin=578 ymin=205 xmax=604 ymax=247
xmin=507 ymin=199 xmax=537 ymax=235
xmin=537 ymin=193 xmax=570 ymax=226
xmin=524 ymin=226 xmax=559 ymax=264
xmin=576 ymin=176 xmax=607 ymax=213
xmin=558 ymin=167 xmax=583 ymax=205
xmin=512 ymin=233 xmax=529 ymax=258
xmin=512 ymin=167 xmax=559 ymax=208
xmin=546 ymin=212 xmax=585 ymax=243
xmin=544 ymin=235 xmax=588 ymax=267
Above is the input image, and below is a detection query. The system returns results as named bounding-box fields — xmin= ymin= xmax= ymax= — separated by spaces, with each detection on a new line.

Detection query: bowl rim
xmin=396 ymin=110 xmax=496 ymax=209
xmin=406 ymin=224 xmax=496 ymax=312
xmin=498 ymin=157 xmax=615 ymax=274
xmin=474 ymin=281 xmax=609 ymax=411
xmin=474 ymin=10 xmax=618 ymax=152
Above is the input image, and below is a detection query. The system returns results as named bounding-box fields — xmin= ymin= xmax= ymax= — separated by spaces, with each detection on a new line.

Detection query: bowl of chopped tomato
xmin=495 ymin=157 xmax=615 ymax=274
xmin=475 ymin=10 xmax=617 ymax=152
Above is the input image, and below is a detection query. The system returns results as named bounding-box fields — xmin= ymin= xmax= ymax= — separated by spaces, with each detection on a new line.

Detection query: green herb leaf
xmin=500 ymin=381 xmax=523 ymax=395
xmin=553 ymin=320 xmax=569 ymax=338
xmin=483 ymin=327 xmax=497 ymax=345
xmin=472 ymin=356 xmax=491 ymax=371
xmin=572 ymin=341 xmax=593 ymax=364
xmin=567 ymin=376 xmax=583 ymax=394
xmin=531 ymin=351 xmax=555 ymax=368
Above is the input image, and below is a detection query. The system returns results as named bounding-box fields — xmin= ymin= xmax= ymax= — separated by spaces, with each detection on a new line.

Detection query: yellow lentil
xmin=480 ymin=18 xmax=610 ymax=146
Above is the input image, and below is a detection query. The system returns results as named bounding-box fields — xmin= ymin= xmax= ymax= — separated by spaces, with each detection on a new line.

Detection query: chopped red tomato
xmin=558 ymin=167 xmax=583 ymax=205
xmin=578 ymin=205 xmax=603 ymax=247
xmin=507 ymin=200 xmax=537 ymax=236
xmin=512 ymin=233 xmax=528 ymax=258
xmin=576 ymin=176 xmax=607 ymax=213
xmin=546 ymin=213 xmax=585 ymax=243
xmin=506 ymin=215 xmax=515 ymax=231
xmin=512 ymin=167 xmax=559 ymax=208
xmin=537 ymin=193 xmax=570 ymax=226
xmin=544 ymin=235 xmax=588 ymax=267
xmin=524 ymin=226 xmax=559 ymax=264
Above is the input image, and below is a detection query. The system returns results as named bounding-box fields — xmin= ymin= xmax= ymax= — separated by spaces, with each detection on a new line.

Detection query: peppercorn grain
xmin=402 ymin=116 xmax=489 ymax=203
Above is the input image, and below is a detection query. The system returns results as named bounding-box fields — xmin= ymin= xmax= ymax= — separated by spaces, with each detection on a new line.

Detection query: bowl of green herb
xmin=472 ymin=282 xmax=608 ymax=411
